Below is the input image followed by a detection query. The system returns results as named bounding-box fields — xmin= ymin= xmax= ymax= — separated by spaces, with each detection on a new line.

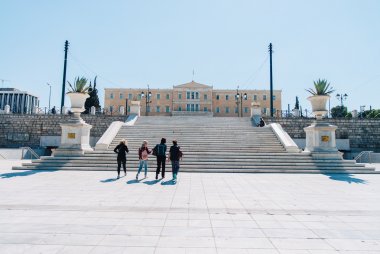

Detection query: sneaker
xmin=117 ymin=175 xmax=120 ymax=179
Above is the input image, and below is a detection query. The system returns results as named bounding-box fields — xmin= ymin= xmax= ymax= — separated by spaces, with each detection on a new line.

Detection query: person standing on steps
xmin=154 ymin=138 xmax=167 ymax=179
xmin=136 ymin=140 xmax=151 ymax=180
xmin=169 ymin=140 xmax=183 ymax=183
xmin=113 ymin=139 xmax=129 ymax=179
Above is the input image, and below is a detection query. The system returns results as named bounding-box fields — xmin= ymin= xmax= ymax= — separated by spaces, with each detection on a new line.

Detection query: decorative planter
xmin=67 ymin=92 xmax=89 ymax=113
xmin=307 ymin=95 xmax=329 ymax=120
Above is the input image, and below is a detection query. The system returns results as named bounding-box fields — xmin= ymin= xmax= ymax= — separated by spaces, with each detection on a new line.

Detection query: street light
xmin=141 ymin=85 xmax=152 ymax=116
xmin=236 ymin=90 xmax=247 ymax=117
xmin=47 ymin=83 xmax=52 ymax=113
xmin=336 ymin=93 xmax=348 ymax=107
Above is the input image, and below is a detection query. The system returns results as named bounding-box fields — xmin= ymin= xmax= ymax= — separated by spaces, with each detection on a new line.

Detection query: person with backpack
xmin=169 ymin=139 xmax=183 ymax=183
xmin=136 ymin=140 xmax=151 ymax=180
xmin=113 ymin=139 xmax=129 ymax=179
xmin=153 ymin=138 xmax=167 ymax=179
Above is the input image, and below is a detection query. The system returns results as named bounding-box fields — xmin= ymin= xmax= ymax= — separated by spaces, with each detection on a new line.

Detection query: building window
xmin=178 ymin=106 xmax=182 ymax=111
xmin=156 ymin=106 xmax=160 ymax=112
xmin=216 ymin=95 xmax=220 ymax=100
xmin=179 ymin=93 xmax=182 ymax=100
xmin=191 ymin=104 xmax=195 ymax=111
xmin=273 ymin=95 xmax=276 ymax=100
xmin=195 ymin=104 xmax=199 ymax=111
xmin=263 ymin=108 xmax=267 ymax=114
xmin=109 ymin=106 xmax=113 ymax=113
xmin=204 ymin=94 xmax=207 ymax=100
xmin=226 ymin=95 xmax=229 ymax=100
xmin=128 ymin=94 xmax=132 ymax=100
xmin=147 ymin=106 xmax=151 ymax=112
xmin=187 ymin=92 xmax=190 ymax=99
xmin=157 ymin=94 xmax=160 ymax=100
xmin=166 ymin=106 xmax=170 ymax=113
xmin=244 ymin=107 xmax=248 ymax=113
xmin=110 ymin=93 xmax=114 ymax=99
xmin=263 ymin=95 xmax=267 ymax=100
xmin=166 ymin=94 xmax=170 ymax=100
xmin=119 ymin=93 xmax=123 ymax=99
xmin=253 ymin=95 xmax=257 ymax=101
xmin=196 ymin=92 xmax=199 ymax=99
xmin=137 ymin=94 xmax=141 ymax=100
xmin=187 ymin=104 xmax=190 ymax=111
xmin=235 ymin=107 xmax=238 ymax=113
xmin=216 ymin=107 xmax=220 ymax=113
xmin=226 ymin=107 xmax=230 ymax=113
xmin=191 ymin=92 xmax=195 ymax=99
xmin=204 ymin=107 xmax=208 ymax=112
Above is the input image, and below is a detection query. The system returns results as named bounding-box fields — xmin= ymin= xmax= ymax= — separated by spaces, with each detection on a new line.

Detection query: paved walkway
xmin=0 ymin=160 xmax=380 ymax=253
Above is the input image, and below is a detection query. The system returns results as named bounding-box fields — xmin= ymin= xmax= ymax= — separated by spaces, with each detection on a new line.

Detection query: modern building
xmin=0 ymin=88 xmax=39 ymax=114
xmin=104 ymin=81 xmax=282 ymax=117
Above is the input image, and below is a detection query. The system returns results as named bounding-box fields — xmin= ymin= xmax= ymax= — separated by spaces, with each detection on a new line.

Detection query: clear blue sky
xmin=1 ymin=0 xmax=380 ymax=113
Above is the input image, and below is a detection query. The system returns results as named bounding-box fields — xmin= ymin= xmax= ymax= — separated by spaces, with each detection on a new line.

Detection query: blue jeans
xmin=171 ymin=160 xmax=180 ymax=179
xmin=137 ymin=160 xmax=148 ymax=176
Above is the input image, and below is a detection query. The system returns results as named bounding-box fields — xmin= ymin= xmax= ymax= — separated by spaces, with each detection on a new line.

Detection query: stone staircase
xmin=13 ymin=116 xmax=376 ymax=173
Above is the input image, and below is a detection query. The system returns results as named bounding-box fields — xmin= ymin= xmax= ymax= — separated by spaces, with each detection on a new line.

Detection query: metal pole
xmin=240 ymin=97 xmax=243 ymax=117
xmin=47 ymin=83 xmax=51 ymax=113
xmin=269 ymin=43 xmax=274 ymax=117
xmin=61 ymin=40 xmax=69 ymax=113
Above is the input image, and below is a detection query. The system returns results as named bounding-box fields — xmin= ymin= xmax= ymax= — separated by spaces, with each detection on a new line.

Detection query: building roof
xmin=173 ymin=81 xmax=212 ymax=89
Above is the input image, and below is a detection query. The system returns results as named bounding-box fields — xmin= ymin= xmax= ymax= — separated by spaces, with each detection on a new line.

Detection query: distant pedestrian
xmin=154 ymin=138 xmax=167 ymax=179
xmin=136 ymin=140 xmax=151 ymax=180
xmin=51 ymin=106 xmax=56 ymax=114
xmin=113 ymin=139 xmax=129 ymax=179
xmin=169 ymin=140 xmax=183 ymax=183
xmin=258 ymin=117 xmax=265 ymax=127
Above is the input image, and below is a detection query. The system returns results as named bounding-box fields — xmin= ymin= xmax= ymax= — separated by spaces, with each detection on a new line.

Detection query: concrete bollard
xmin=90 ymin=106 xmax=96 ymax=115
xmin=4 ymin=105 xmax=10 ymax=114
xmin=119 ymin=106 xmax=125 ymax=115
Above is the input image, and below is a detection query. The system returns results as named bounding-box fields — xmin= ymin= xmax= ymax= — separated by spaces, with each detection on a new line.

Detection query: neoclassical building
xmin=0 ymin=88 xmax=39 ymax=114
xmin=104 ymin=81 xmax=282 ymax=117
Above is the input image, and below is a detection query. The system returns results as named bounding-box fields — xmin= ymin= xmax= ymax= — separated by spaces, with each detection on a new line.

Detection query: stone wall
xmin=0 ymin=115 xmax=127 ymax=148
xmin=266 ymin=118 xmax=380 ymax=150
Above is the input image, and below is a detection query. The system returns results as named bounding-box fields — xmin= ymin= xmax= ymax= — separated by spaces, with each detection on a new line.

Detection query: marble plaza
xmin=1 ymin=160 xmax=380 ymax=253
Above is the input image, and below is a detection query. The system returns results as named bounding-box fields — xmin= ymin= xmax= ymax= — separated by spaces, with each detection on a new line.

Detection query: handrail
xmin=354 ymin=151 xmax=373 ymax=163
xmin=0 ymin=153 xmax=6 ymax=159
xmin=20 ymin=147 xmax=40 ymax=160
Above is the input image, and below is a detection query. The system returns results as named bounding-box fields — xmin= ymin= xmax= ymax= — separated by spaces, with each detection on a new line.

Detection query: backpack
xmin=152 ymin=145 xmax=158 ymax=156
xmin=178 ymin=147 xmax=183 ymax=158
xmin=158 ymin=144 xmax=166 ymax=156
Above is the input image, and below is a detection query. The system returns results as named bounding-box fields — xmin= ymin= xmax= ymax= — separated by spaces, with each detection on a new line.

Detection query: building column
xmin=0 ymin=93 xmax=4 ymax=110
xmin=16 ymin=94 xmax=21 ymax=113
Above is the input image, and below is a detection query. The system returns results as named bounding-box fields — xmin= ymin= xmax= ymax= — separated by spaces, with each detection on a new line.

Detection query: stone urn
xmin=67 ymin=92 xmax=89 ymax=122
xmin=307 ymin=95 xmax=329 ymax=120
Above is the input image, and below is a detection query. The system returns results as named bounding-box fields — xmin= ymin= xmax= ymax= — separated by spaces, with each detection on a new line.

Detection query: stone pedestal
xmin=352 ymin=110 xmax=358 ymax=118
xmin=130 ymin=101 xmax=141 ymax=117
xmin=61 ymin=106 xmax=68 ymax=115
xmin=304 ymin=121 xmax=342 ymax=159
xmin=53 ymin=116 xmax=93 ymax=157
xmin=119 ymin=106 xmax=125 ymax=115
xmin=4 ymin=105 xmax=10 ymax=114
xmin=90 ymin=106 xmax=96 ymax=115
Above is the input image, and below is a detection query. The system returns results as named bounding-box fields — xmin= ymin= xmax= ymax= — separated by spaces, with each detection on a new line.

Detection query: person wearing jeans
xmin=155 ymin=138 xmax=167 ymax=179
xmin=169 ymin=140 xmax=182 ymax=183
xmin=136 ymin=140 xmax=151 ymax=180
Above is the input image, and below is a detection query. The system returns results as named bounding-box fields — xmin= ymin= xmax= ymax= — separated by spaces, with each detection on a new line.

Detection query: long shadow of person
xmin=161 ymin=179 xmax=176 ymax=185
xmin=324 ymin=173 xmax=368 ymax=184
xmin=126 ymin=179 xmax=141 ymax=184
xmin=0 ymin=170 xmax=57 ymax=179
xmin=143 ymin=179 xmax=162 ymax=185
xmin=100 ymin=176 xmax=124 ymax=183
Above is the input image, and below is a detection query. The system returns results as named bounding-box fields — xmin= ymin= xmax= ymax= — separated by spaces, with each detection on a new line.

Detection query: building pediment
xmin=174 ymin=81 xmax=212 ymax=89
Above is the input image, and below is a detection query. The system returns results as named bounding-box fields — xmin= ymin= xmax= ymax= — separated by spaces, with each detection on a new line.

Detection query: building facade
xmin=104 ymin=81 xmax=282 ymax=117
xmin=0 ymin=88 xmax=39 ymax=114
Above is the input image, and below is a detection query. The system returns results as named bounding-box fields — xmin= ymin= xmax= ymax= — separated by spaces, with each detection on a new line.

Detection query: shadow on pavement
xmin=126 ymin=179 xmax=140 ymax=184
xmin=143 ymin=179 xmax=162 ymax=185
xmin=0 ymin=170 xmax=58 ymax=178
xmin=100 ymin=177 xmax=121 ymax=183
xmin=324 ymin=173 xmax=368 ymax=184
xmin=161 ymin=179 xmax=176 ymax=185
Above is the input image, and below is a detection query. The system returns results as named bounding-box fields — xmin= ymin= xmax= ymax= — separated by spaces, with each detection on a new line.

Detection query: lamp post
xmin=47 ymin=83 xmax=52 ymax=113
xmin=141 ymin=85 xmax=152 ymax=116
xmin=235 ymin=91 xmax=247 ymax=117
xmin=336 ymin=93 xmax=348 ymax=117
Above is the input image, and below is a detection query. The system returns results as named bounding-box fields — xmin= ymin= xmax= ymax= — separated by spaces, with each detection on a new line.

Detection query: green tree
xmin=331 ymin=105 xmax=347 ymax=118
xmin=84 ymin=76 xmax=101 ymax=114
xmin=294 ymin=96 xmax=299 ymax=109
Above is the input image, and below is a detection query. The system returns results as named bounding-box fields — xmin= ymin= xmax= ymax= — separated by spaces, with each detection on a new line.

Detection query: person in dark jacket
xmin=154 ymin=138 xmax=167 ymax=179
xmin=259 ymin=117 xmax=265 ymax=127
xmin=169 ymin=139 xmax=182 ymax=183
xmin=113 ymin=139 xmax=129 ymax=179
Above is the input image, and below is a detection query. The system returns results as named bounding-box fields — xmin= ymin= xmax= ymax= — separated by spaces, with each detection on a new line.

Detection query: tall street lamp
xmin=141 ymin=85 xmax=152 ymax=116
xmin=47 ymin=83 xmax=52 ymax=113
xmin=236 ymin=91 xmax=247 ymax=117
xmin=336 ymin=93 xmax=348 ymax=117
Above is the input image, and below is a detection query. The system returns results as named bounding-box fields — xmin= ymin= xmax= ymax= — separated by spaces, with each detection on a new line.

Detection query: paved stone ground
xmin=0 ymin=160 xmax=380 ymax=254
